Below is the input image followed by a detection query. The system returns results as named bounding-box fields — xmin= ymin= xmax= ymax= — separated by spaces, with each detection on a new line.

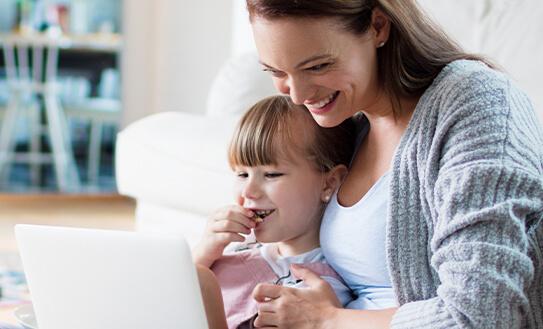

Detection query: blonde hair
xmin=246 ymin=0 xmax=496 ymax=117
xmin=228 ymin=95 xmax=355 ymax=173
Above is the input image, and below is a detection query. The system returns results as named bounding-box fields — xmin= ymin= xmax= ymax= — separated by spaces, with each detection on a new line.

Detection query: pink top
xmin=211 ymin=247 xmax=346 ymax=329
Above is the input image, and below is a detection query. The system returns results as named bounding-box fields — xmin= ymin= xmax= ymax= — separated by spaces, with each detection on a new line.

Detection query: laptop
xmin=15 ymin=224 xmax=209 ymax=329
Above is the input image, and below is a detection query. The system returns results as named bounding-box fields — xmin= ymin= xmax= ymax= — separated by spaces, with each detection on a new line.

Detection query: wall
xmin=231 ymin=0 xmax=256 ymax=57
xmin=121 ymin=0 xmax=234 ymax=127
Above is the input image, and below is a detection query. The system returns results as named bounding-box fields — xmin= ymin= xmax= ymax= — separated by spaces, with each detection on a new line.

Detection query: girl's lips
xmin=250 ymin=209 xmax=275 ymax=223
xmin=252 ymin=209 xmax=275 ymax=228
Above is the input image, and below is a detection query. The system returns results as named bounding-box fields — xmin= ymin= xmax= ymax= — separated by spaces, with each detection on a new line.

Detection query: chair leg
xmin=43 ymin=92 xmax=81 ymax=192
xmin=0 ymin=91 xmax=22 ymax=186
xmin=29 ymin=101 xmax=42 ymax=186
xmin=88 ymin=120 xmax=103 ymax=186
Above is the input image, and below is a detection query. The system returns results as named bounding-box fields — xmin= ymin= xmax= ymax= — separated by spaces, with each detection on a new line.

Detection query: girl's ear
xmin=371 ymin=7 xmax=391 ymax=47
xmin=321 ymin=165 xmax=348 ymax=202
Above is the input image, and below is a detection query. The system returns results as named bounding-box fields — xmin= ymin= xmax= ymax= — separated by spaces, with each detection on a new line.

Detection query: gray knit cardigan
xmin=384 ymin=60 xmax=543 ymax=328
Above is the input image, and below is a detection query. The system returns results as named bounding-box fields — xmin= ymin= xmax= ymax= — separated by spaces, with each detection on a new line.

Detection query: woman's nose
xmin=275 ymin=76 xmax=310 ymax=105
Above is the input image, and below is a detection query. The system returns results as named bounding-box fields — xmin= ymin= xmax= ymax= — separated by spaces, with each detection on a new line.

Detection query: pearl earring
xmin=325 ymin=195 xmax=331 ymax=202
xmin=379 ymin=41 xmax=385 ymax=48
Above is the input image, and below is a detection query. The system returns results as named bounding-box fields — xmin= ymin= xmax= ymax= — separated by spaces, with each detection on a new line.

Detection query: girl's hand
xmin=192 ymin=205 xmax=255 ymax=267
xmin=252 ymin=264 xmax=342 ymax=329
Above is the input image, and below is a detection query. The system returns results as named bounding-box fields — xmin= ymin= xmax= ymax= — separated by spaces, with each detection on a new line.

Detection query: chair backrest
xmin=2 ymin=35 xmax=63 ymax=91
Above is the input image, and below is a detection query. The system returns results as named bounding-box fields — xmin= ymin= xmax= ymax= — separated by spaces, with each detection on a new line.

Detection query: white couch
xmin=116 ymin=0 xmax=543 ymax=247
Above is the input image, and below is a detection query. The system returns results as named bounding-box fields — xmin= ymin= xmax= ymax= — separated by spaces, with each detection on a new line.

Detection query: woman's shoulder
xmin=431 ymin=59 xmax=509 ymax=95
xmin=419 ymin=59 xmax=532 ymax=119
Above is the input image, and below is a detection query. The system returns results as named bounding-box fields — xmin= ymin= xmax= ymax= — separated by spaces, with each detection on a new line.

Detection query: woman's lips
xmin=305 ymin=91 xmax=339 ymax=115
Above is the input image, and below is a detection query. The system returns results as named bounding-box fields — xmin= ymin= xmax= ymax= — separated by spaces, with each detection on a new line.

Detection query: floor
xmin=0 ymin=194 xmax=136 ymax=324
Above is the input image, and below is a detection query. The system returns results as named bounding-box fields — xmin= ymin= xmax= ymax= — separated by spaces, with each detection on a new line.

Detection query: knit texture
xmin=387 ymin=60 xmax=543 ymax=328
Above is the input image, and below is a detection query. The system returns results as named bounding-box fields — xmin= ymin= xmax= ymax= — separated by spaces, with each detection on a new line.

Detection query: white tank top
xmin=320 ymin=171 xmax=397 ymax=310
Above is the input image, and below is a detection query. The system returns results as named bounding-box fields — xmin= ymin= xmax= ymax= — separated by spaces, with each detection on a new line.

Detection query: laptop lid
xmin=15 ymin=224 xmax=208 ymax=329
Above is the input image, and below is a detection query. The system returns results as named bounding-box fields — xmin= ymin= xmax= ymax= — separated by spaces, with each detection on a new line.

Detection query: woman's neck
xmin=362 ymin=95 xmax=418 ymax=131
xmin=337 ymin=95 xmax=419 ymax=207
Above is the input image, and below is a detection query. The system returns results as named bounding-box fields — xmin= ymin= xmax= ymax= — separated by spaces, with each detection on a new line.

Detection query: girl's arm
xmin=196 ymin=264 xmax=229 ymax=329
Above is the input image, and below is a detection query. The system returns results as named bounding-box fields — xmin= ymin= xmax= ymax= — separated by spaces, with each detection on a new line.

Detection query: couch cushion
xmin=477 ymin=0 xmax=543 ymax=117
xmin=206 ymin=52 xmax=280 ymax=118
xmin=419 ymin=0 xmax=543 ymax=123
xmin=116 ymin=111 xmax=240 ymax=216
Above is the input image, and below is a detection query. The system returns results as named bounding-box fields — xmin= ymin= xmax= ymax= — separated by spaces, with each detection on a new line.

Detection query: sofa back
xmin=419 ymin=0 xmax=543 ymax=123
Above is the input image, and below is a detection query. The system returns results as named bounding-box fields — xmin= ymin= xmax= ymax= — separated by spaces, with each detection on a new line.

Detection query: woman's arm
xmin=388 ymin=63 xmax=543 ymax=328
xmin=252 ymin=264 xmax=399 ymax=329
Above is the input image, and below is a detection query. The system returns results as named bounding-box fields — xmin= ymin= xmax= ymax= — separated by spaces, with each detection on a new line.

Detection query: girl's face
xmin=233 ymin=145 xmax=327 ymax=257
xmin=252 ymin=16 xmax=385 ymax=128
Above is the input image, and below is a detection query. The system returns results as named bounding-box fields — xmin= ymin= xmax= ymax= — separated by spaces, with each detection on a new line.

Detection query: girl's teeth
xmin=255 ymin=210 xmax=274 ymax=218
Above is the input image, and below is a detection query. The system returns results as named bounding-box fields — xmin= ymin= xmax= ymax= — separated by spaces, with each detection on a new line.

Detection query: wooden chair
xmin=0 ymin=34 xmax=81 ymax=192
xmin=63 ymin=68 xmax=121 ymax=187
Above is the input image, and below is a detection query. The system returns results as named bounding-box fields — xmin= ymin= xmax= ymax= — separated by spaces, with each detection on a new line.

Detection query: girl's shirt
xmin=258 ymin=243 xmax=352 ymax=306
xmin=213 ymin=241 xmax=353 ymax=328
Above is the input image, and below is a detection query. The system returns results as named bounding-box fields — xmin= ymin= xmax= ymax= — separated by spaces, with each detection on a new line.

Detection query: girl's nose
xmin=241 ymin=178 xmax=263 ymax=200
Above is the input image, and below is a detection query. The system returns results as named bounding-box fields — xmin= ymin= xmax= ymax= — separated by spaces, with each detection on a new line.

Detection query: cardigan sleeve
xmin=390 ymin=62 xmax=543 ymax=328
xmin=393 ymin=167 xmax=542 ymax=328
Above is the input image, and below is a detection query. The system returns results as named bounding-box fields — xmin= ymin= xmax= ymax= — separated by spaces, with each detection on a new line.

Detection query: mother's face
xmin=252 ymin=16 xmax=384 ymax=127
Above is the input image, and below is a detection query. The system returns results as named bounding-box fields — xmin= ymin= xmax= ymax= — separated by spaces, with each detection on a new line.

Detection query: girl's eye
xmin=265 ymin=173 xmax=283 ymax=179
xmin=237 ymin=172 xmax=248 ymax=178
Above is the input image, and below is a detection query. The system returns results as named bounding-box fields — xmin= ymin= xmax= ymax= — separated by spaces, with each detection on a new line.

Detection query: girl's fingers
xmin=213 ymin=206 xmax=256 ymax=230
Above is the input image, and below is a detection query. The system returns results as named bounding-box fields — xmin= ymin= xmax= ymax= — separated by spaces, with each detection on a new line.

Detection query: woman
xmin=245 ymin=0 xmax=543 ymax=328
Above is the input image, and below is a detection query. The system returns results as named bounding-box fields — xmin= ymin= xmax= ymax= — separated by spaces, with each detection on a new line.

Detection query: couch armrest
xmin=116 ymin=111 xmax=240 ymax=217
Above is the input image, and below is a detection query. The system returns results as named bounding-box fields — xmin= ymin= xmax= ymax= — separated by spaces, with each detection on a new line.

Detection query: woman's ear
xmin=321 ymin=165 xmax=348 ymax=202
xmin=372 ymin=7 xmax=391 ymax=47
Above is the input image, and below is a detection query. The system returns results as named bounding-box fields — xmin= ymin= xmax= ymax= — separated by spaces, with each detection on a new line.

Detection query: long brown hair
xmin=246 ymin=0 xmax=495 ymax=116
xmin=228 ymin=95 xmax=355 ymax=173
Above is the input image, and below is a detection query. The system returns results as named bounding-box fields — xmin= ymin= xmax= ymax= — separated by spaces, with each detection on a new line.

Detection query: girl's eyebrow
xmin=259 ymin=54 xmax=333 ymax=71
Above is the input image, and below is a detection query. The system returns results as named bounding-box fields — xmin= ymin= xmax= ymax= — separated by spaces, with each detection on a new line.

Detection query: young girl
xmin=192 ymin=95 xmax=357 ymax=329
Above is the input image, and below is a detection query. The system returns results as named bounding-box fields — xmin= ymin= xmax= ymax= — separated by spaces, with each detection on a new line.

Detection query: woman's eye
xmin=308 ymin=63 xmax=329 ymax=71
xmin=263 ymin=68 xmax=283 ymax=77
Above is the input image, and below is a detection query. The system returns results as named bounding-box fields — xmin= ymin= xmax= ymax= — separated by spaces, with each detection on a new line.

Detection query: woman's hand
xmin=252 ymin=264 xmax=343 ymax=329
xmin=192 ymin=205 xmax=255 ymax=267
xmin=253 ymin=264 xmax=399 ymax=329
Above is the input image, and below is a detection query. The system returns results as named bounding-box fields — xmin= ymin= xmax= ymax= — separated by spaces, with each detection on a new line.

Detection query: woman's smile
xmin=305 ymin=91 xmax=339 ymax=114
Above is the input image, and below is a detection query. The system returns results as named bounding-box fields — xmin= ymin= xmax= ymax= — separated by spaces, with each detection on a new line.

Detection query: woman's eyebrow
xmin=259 ymin=60 xmax=277 ymax=70
xmin=259 ymin=54 xmax=332 ymax=71
xmin=295 ymin=54 xmax=332 ymax=69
